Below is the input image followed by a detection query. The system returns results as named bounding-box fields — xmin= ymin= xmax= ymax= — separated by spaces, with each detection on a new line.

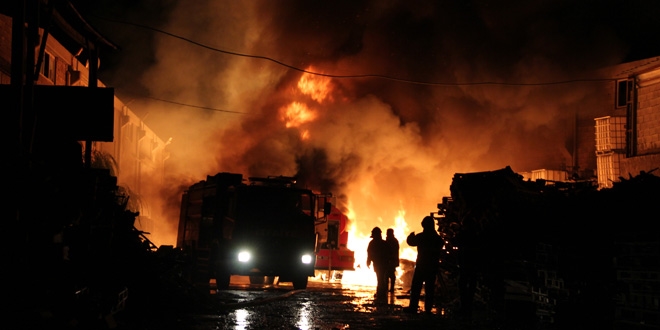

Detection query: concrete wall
xmin=635 ymin=72 xmax=660 ymax=155
xmin=621 ymin=154 xmax=660 ymax=177
xmin=620 ymin=63 xmax=660 ymax=178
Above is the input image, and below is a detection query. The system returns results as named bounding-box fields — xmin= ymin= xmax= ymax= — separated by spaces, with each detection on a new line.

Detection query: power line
xmin=92 ymin=15 xmax=617 ymax=87
xmin=145 ymin=95 xmax=246 ymax=114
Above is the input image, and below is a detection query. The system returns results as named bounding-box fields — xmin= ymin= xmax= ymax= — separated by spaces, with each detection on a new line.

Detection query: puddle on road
xmin=340 ymin=282 xmax=448 ymax=318
xmin=199 ymin=276 xmax=454 ymax=330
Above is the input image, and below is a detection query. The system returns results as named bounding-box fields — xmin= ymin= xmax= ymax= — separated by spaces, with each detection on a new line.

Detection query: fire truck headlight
xmin=301 ymin=254 xmax=313 ymax=264
xmin=238 ymin=251 xmax=251 ymax=263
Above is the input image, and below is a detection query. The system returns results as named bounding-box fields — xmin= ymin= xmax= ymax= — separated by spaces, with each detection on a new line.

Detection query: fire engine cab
xmin=177 ymin=173 xmax=321 ymax=290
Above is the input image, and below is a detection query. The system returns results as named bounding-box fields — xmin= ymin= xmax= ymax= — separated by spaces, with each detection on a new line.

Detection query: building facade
xmin=1 ymin=9 xmax=169 ymax=241
xmin=621 ymin=59 xmax=660 ymax=175
xmin=596 ymin=57 xmax=660 ymax=189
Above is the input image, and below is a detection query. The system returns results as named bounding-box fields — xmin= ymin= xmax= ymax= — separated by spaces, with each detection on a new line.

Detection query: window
xmin=40 ymin=52 xmax=55 ymax=81
xmin=616 ymin=79 xmax=632 ymax=108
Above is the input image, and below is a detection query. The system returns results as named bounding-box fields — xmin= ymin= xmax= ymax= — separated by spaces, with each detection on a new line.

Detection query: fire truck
xmin=177 ymin=172 xmax=323 ymax=290
xmin=314 ymin=195 xmax=355 ymax=278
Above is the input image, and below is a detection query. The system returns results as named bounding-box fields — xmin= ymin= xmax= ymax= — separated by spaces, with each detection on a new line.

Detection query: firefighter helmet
xmin=421 ymin=216 xmax=435 ymax=229
xmin=370 ymin=227 xmax=382 ymax=238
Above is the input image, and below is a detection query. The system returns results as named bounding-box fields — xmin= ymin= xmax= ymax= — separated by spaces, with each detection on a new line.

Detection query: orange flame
xmin=280 ymin=101 xmax=317 ymax=128
xmin=341 ymin=207 xmax=417 ymax=287
xmin=300 ymin=129 xmax=310 ymax=141
xmin=278 ymin=66 xmax=333 ymax=137
xmin=297 ymin=68 xmax=332 ymax=103
xmin=275 ymin=65 xmax=424 ymax=288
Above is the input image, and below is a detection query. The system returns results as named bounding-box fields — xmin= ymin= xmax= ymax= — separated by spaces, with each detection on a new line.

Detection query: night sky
xmin=74 ymin=0 xmax=660 ymax=243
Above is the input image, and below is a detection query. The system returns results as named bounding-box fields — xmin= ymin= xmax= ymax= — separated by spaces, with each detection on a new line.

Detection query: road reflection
xmin=295 ymin=300 xmax=313 ymax=330
xmin=204 ymin=274 xmax=463 ymax=330
xmin=232 ymin=308 xmax=249 ymax=330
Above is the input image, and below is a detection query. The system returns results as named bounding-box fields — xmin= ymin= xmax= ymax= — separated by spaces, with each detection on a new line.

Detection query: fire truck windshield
xmin=234 ymin=186 xmax=314 ymax=222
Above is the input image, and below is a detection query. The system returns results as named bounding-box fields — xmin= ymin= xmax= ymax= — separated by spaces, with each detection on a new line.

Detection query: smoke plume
xmin=88 ymin=0 xmax=653 ymax=245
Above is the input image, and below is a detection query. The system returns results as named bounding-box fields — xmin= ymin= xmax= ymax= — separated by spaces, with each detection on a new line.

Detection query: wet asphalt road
xmin=121 ymin=276 xmax=499 ymax=330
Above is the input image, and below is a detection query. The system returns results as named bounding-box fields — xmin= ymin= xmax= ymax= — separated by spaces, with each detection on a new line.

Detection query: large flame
xmin=284 ymin=67 xmax=436 ymax=286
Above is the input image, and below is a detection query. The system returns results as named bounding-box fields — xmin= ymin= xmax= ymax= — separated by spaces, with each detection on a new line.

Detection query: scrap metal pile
xmin=434 ymin=166 xmax=659 ymax=328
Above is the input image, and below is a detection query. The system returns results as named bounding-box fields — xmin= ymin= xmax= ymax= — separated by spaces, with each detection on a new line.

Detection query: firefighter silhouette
xmin=404 ymin=216 xmax=444 ymax=313
xmin=385 ymin=228 xmax=399 ymax=293
xmin=366 ymin=227 xmax=389 ymax=300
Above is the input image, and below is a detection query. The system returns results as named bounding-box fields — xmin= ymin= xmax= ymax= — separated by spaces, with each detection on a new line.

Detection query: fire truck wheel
xmin=292 ymin=276 xmax=309 ymax=290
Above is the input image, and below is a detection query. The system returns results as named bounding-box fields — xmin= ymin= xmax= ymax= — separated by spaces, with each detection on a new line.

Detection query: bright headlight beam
xmin=301 ymin=254 xmax=313 ymax=264
xmin=238 ymin=251 xmax=251 ymax=262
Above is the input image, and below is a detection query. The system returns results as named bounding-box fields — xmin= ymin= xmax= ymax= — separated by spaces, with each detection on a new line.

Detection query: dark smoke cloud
xmin=82 ymin=0 xmax=660 ymax=244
